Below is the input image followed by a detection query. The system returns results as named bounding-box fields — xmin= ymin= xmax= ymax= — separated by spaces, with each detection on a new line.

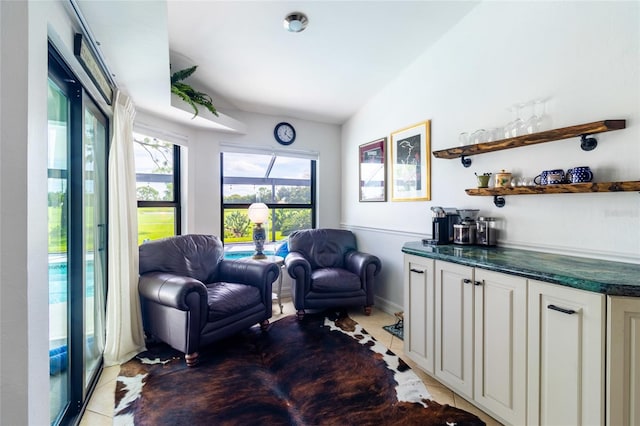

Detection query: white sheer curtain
xmin=104 ymin=90 xmax=146 ymax=365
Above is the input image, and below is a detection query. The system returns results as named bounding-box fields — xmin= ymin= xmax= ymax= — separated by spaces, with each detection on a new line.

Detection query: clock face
xmin=274 ymin=122 xmax=296 ymax=145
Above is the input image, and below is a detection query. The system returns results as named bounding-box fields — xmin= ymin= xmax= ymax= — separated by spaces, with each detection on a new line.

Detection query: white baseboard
xmin=374 ymin=296 xmax=403 ymax=316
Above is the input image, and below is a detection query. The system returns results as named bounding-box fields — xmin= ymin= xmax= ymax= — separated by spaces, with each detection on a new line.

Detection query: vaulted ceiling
xmin=77 ymin=1 xmax=478 ymax=131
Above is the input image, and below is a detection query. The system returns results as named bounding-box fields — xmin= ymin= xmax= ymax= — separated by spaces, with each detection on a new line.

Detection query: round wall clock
xmin=274 ymin=122 xmax=296 ymax=145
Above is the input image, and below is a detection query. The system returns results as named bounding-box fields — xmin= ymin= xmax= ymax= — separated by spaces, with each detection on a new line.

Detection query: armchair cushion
xmin=206 ymin=282 xmax=262 ymax=321
xmin=311 ymin=268 xmax=361 ymax=292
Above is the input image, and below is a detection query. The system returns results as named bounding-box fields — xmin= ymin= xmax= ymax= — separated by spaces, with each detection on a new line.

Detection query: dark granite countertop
xmin=402 ymin=241 xmax=640 ymax=296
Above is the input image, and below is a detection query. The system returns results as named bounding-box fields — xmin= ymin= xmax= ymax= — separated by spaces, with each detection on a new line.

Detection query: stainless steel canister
xmin=476 ymin=217 xmax=497 ymax=246
xmin=453 ymin=221 xmax=476 ymax=245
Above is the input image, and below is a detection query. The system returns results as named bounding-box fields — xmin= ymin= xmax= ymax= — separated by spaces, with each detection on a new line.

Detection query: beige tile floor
xmin=80 ymin=299 xmax=502 ymax=425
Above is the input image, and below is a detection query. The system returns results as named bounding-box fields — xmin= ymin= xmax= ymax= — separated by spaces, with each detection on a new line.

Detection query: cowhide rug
xmin=114 ymin=312 xmax=484 ymax=426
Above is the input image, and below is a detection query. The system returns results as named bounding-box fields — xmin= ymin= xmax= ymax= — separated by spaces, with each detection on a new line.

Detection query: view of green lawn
xmin=137 ymin=207 xmax=176 ymax=245
xmin=48 ymin=207 xmax=67 ymax=253
xmin=49 ymin=206 xmax=305 ymax=251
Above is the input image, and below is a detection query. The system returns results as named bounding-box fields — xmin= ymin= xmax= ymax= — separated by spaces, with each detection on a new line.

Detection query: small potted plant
xmin=171 ymin=65 xmax=218 ymax=118
xmin=475 ymin=172 xmax=492 ymax=188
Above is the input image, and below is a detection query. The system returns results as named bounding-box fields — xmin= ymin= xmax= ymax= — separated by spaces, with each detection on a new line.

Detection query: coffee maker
xmin=453 ymin=209 xmax=480 ymax=245
xmin=425 ymin=207 xmax=460 ymax=245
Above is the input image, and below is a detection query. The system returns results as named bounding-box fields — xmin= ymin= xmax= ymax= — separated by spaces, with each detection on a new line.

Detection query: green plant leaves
xmin=170 ymin=66 xmax=218 ymax=118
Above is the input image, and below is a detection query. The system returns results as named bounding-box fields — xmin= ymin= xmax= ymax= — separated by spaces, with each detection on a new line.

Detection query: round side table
xmin=239 ymin=255 xmax=285 ymax=314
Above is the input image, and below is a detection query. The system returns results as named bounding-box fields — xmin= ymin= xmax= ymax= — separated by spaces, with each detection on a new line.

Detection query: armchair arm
xmin=345 ymin=251 xmax=382 ymax=305
xmin=139 ymin=272 xmax=208 ymax=314
xmin=285 ymin=251 xmax=311 ymax=281
xmin=285 ymin=252 xmax=312 ymax=309
xmin=345 ymin=251 xmax=381 ymax=277
xmin=138 ymin=271 xmax=209 ymax=353
xmin=218 ymin=260 xmax=279 ymax=287
xmin=218 ymin=260 xmax=279 ymax=304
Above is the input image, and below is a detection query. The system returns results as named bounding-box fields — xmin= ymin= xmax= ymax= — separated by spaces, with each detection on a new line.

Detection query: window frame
xmin=219 ymin=151 xmax=317 ymax=245
xmin=134 ymin=138 xmax=182 ymax=237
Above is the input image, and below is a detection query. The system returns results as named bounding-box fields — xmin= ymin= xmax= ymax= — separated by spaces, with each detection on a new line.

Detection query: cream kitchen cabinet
xmin=527 ymin=279 xmax=605 ymax=426
xmin=431 ymin=260 xmax=527 ymax=425
xmin=473 ymin=268 xmax=527 ymax=426
xmin=403 ymin=254 xmax=435 ymax=374
xmin=607 ymin=296 xmax=640 ymax=426
xmin=434 ymin=260 xmax=475 ymax=399
xmin=402 ymin=242 xmax=640 ymax=426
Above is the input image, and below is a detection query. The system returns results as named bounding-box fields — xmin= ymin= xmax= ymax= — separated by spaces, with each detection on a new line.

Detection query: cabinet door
xmin=528 ymin=279 xmax=605 ymax=426
xmin=435 ymin=260 xmax=474 ymax=398
xmin=403 ymin=255 xmax=435 ymax=374
xmin=607 ymin=296 xmax=640 ymax=426
xmin=474 ymin=269 xmax=527 ymax=425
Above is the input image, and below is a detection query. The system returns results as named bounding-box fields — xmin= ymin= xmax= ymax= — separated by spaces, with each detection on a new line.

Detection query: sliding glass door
xmin=82 ymin=105 xmax=107 ymax=389
xmin=48 ymin=69 xmax=70 ymax=425
xmin=48 ymin=48 xmax=108 ymax=425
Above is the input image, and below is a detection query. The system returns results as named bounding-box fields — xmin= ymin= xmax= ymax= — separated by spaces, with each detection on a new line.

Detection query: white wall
xmin=342 ymin=1 xmax=640 ymax=309
xmin=2 ymin=2 xmax=54 ymax=425
xmin=1 ymin=1 xmax=115 ymax=423
xmin=0 ymin=3 xmax=32 ymax=423
xmin=136 ymin=108 xmax=342 ymax=236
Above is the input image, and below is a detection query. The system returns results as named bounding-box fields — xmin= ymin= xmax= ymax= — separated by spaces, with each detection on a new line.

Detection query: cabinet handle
xmin=410 ymin=268 xmax=425 ymax=274
xmin=463 ymin=279 xmax=472 ymax=284
xmin=474 ymin=280 xmax=483 ymax=286
xmin=547 ymin=304 xmax=576 ymax=315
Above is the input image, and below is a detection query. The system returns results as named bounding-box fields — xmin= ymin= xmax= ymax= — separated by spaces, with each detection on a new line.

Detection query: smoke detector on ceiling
xmin=283 ymin=12 xmax=308 ymax=33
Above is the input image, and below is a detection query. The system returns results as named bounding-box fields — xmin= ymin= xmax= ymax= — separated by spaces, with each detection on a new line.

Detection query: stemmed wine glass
xmin=523 ymin=101 xmax=538 ymax=134
xmin=506 ymin=105 xmax=525 ymax=138
xmin=534 ymin=99 xmax=552 ymax=131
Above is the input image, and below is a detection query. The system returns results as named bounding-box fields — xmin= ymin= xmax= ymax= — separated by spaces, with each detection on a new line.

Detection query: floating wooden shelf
xmin=466 ymin=181 xmax=640 ymax=196
xmin=466 ymin=181 xmax=640 ymax=207
xmin=433 ymin=120 xmax=626 ymax=162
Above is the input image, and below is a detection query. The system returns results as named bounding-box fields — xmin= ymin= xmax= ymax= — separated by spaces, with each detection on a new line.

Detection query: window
xmin=221 ymin=151 xmax=316 ymax=246
xmin=134 ymin=132 xmax=181 ymax=244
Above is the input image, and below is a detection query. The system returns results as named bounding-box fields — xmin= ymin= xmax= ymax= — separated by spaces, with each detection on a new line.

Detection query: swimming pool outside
xmin=48 ymin=242 xmax=288 ymax=304
xmin=48 ymin=258 xmax=94 ymax=304
xmin=224 ymin=250 xmax=275 ymax=260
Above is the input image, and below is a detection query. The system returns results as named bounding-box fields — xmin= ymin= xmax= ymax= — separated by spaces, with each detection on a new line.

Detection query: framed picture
xmin=359 ymin=138 xmax=387 ymax=202
xmin=390 ymin=120 xmax=431 ymax=201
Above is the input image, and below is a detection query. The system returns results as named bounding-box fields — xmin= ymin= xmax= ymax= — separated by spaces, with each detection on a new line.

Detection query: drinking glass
xmin=492 ymin=127 xmax=504 ymax=141
xmin=506 ymin=105 xmax=524 ymax=138
xmin=534 ymin=99 xmax=552 ymax=131
xmin=459 ymin=132 xmax=470 ymax=146
xmin=470 ymin=129 xmax=486 ymax=145
xmin=523 ymin=101 xmax=538 ymax=134
xmin=485 ymin=127 xmax=502 ymax=143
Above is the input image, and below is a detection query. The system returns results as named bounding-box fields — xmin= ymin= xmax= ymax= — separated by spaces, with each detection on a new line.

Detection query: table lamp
xmin=247 ymin=203 xmax=269 ymax=259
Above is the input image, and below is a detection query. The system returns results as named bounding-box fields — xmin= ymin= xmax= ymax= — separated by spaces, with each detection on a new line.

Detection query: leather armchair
xmin=138 ymin=234 xmax=279 ymax=366
xmin=285 ymin=229 xmax=381 ymax=320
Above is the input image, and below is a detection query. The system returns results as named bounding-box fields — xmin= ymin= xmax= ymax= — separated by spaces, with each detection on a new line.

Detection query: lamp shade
xmin=248 ymin=203 xmax=269 ymax=224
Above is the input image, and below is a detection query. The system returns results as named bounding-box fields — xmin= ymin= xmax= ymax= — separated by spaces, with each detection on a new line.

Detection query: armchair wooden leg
xmin=260 ymin=319 xmax=269 ymax=331
xmin=296 ymin=310 xmax=305 ymax=320
xmin=364 ymin=306 xmax=372 ymax=316
xmin=185 ymin=352 xmax=199 ymax=367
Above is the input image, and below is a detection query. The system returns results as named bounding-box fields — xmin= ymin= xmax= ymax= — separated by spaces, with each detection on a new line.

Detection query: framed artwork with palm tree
xmin=390 ymin=120 xmax=431 ymax=201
